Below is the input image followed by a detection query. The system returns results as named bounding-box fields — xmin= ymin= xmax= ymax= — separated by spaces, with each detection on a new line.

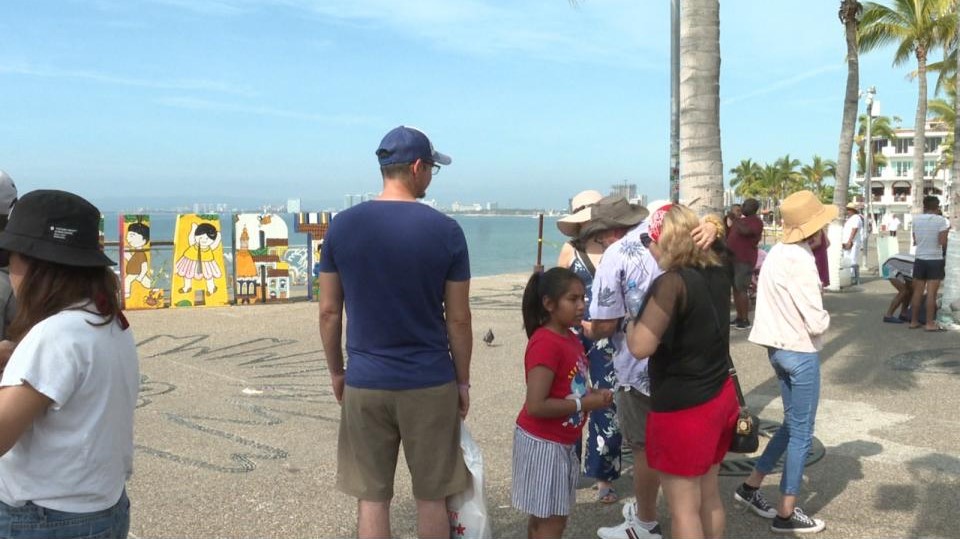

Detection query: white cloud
xmin=156 ymin=96 xmax=376 ymax=124
xmin=724 ymin=64 xmax=844 ymax=106
xmin=0 ymin=62 xmax=257 ymax=97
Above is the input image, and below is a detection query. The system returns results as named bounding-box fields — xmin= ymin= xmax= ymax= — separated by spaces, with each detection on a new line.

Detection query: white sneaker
xmin=597 ymin=509 xmax=662 ymax=539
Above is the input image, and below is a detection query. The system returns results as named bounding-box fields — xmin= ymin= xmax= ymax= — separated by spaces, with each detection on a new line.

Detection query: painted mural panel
xmin=120 ymin=214 xmax=165 ymax=309
xmin=233 ymin=213 xmax=290 ymax=304
xmin=295 ymin=212 xmax=332 ymax=300
xmin=171 ymin=214 xmax=229 ymax=308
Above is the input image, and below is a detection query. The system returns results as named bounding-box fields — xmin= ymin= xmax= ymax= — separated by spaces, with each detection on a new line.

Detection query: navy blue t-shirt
xmin=319 ymin=200 xmax=470 ymax=390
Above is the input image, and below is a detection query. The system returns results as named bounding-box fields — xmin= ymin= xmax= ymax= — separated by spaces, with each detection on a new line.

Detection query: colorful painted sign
xmin=171 ymin=214 xmax=229 ymax=308
xmin=295 ymin=212 xmax=333 ymax=300
xmin=233 ymin=213 xmax=291 ymax=304
xmin=119 ymin=214 xmax=165 ymax=309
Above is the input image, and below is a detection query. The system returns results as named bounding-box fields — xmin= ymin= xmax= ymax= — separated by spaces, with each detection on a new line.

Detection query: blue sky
xmin=0 ymin=1 xmax=939 ymax=211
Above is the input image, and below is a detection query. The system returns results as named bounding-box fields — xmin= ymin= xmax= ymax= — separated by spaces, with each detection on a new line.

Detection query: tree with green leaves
xmin=859 ymin=0 xmax=956 ymax=214
xmin=729 ymin=158 xmax=763 ymax=197
xmin=802 ymin=155 xmax=839 ymax=196
xmin=855 ymin=114 xmax=899 ymax=175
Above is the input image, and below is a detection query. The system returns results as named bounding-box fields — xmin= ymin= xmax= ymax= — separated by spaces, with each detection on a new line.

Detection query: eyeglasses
xmin=420 ymin=160 xmax=441 ymax=175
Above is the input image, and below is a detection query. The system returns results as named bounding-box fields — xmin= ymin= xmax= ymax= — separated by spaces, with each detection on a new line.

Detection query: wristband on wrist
xmin=575 ymin=398 xmax=583 ymax=413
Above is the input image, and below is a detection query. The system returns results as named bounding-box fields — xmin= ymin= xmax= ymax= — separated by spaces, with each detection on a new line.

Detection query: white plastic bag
xmin=446 ymin=422 xmax=492 ymax=539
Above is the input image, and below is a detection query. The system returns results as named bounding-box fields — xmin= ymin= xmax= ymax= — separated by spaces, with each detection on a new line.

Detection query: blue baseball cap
xmin=376 ymin=126 xmax=452 ymax=167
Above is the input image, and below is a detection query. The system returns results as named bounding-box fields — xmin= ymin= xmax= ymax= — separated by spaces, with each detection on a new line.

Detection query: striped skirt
xmin=511 ymin=426 xmax=579 ymax=518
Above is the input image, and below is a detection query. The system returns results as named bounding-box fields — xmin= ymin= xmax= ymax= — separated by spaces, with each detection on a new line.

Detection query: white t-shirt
xmin=0 ymin=307 xmax=139 ymax=512
xmin=912 ymin=213 xmax=950 ymax=260
xmin=588 ymin=222 xmax=662 ymax=394
xmin=842 ymin=214 xmax=863 ymax=249
xmin=888 ymin=216 xmax=901 ymax=232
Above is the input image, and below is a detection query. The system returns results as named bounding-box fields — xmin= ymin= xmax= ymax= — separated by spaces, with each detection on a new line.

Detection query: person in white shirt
xmin=841 ymin=203 xmax=864 ymax=284
xmin=909 ymin=196 xmax=950 ymax=331
xmin=0 ymin=190 xmax=139 ymax=538
xmin=887 ymin=213 xmax=901 ymax=237
xmin=734 ymin=190 xmax=835 ymax=535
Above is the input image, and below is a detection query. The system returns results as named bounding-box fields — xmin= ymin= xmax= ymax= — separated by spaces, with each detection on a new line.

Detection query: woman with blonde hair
xmin=627 ymin=204 xmax=738 ymax=539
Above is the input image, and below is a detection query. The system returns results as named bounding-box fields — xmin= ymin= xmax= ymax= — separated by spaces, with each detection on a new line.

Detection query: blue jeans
xmin=754 ymin=349 xmax=821 ymax=496
xmin=0 ymin=490 xmax=129 ymax=539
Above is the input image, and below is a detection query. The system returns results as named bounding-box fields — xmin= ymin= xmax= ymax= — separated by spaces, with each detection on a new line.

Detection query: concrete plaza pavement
xmin=125 ymin=271 xmax=959 ymax=538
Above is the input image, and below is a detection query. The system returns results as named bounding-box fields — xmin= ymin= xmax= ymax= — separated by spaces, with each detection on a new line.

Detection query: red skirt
xmin=645 ymin=377 xmax=739 ymax=477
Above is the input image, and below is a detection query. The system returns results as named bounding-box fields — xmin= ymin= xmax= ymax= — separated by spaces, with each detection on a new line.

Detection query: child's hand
xmin=582 ymin=389 xmax=614 ymax=411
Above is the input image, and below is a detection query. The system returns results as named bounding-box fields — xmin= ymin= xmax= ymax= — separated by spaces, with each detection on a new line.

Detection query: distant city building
xmin=610 ymin=182 xmax=638 ymax=200
xmin=855 ymin=120 xmax=951 ymax=224
xmin=287 ymin=198 xmax=301 ymax=214
xmin=451 ymin=201 xmax=483 ymax=212
xmin=419 ymin=199 xmax=438 ymax=208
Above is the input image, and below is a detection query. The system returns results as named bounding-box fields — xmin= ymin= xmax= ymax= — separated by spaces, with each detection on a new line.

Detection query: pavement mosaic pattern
xmin=125 ymin=273 xmax=960 ymax=538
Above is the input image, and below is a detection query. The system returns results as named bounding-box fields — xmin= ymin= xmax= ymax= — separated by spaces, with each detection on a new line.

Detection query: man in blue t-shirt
xmin=318 ymin=126 xmax=472 ymax=539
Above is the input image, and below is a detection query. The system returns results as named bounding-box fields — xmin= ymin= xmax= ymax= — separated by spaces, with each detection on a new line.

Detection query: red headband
xmin=648 ymin=204 xmax=673 ymax=243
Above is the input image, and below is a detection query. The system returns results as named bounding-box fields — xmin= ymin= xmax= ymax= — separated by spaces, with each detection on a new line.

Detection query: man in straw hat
xmin=842 ymin=202 xmax=864 ymax=285
xmin=733 ymin=190 xmax=834 ymax=534
xmin=557 ymin=194 xmax=648 ymax=504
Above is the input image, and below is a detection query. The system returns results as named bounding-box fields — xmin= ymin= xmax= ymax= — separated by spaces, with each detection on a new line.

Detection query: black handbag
xmin=726 ymin=359 xmax=760 ymax=453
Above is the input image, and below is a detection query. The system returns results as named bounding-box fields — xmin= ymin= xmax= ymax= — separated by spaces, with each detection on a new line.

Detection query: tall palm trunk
xmin=836 ymin=0 xmax=860 ymax=214
xmin=941 ymin=11 xmax=960 ymax=325
xmin=679 ymin=0 xmax=723 ymax=215
xmin=912 ymin=48 xmax=929 ymax=215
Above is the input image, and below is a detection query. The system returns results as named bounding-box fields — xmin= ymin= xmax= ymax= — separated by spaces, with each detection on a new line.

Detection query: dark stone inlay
xmin=889 ymin=348 xmax=960 ymax=375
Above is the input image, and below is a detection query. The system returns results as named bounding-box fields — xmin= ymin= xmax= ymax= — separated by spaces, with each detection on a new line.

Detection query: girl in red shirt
xmin=512 ymin=267 xmax=613 ymax=538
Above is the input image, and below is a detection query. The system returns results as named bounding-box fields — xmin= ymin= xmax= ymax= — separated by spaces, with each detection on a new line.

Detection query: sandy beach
xmin=125 ymin=272 xmax=959 ymax=538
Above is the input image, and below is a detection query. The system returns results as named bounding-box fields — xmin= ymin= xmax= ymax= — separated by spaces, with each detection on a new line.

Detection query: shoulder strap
xmin=574 ymin=248 xmax=596 ymax=276
xmin=698 ymin=269 xmax=749 ymax=409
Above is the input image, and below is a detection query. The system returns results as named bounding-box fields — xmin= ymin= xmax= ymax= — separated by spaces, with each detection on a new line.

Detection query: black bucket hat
xmin=0 ymin=189 xmax=115 ymax=267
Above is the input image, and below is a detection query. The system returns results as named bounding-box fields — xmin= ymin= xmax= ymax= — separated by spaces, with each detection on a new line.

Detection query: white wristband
xmin=575 ymin=398 xmax=582 ymax=413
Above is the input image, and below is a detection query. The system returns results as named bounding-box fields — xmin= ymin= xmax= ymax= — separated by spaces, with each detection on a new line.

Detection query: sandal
xmin=597 ymin=486 xmax=619 ymax=504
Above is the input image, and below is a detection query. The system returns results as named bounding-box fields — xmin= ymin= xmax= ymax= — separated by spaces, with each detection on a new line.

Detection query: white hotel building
xmin=854 ymin=120 xmax=952 ymax=227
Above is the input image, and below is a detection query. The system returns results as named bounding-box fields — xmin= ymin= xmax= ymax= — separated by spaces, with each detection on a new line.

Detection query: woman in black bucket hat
xmin=0 ymin=190 xmax=138 ymax=539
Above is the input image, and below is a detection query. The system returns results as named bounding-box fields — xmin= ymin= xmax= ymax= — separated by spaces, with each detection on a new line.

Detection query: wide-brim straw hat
xmin=575 ymin=195 xmax=649 ymax=239
xmin=0 ymin=189 xmax=115 ymax=267
xmin=557 ymin=190 xmax=604 ymax=237
xmin=845 ymin=202 xmax=860 ymax=212
xmin=781 ymin=190 xmax=839 ymax=244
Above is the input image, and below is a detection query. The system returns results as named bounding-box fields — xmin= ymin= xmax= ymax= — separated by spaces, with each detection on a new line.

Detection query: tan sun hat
xmin=557 ymin=190 xmax=604 ymax=237
xmin=845 ymin=202 xmax=860 ymax=212
xmin=781 ymin=190 xmax=839 ymax=244
xmin=576 ymin=196 xmax=649 ymax=239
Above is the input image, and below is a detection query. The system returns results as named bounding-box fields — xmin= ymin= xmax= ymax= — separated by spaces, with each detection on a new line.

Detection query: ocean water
xmin=102 ymin=212 xmax=568 ymax=285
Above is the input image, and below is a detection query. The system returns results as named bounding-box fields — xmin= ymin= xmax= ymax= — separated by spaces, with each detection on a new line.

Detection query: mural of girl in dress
xmin=175 ymin=222 xmax=223 ymax=296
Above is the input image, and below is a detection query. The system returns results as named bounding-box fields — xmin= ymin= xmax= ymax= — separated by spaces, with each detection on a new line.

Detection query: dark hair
xmin=195 ymin=223 xmax=218 ymax=240
xmin=8 ymin=255 xmax=122 ymax=341
xmin=380 ymin=162 xmax=413 ymax=179
xmin=742 ymin=198 xmax=760 ymax=216
xmin=128 ymin=222 xmax=150 ymax=242
xmin=923 ymin=195 xmax=940 ymax=211
xmin=521 ymin=267 xmax=583 ymax=338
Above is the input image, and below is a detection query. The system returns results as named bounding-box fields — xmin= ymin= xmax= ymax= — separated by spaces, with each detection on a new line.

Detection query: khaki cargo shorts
xmin=336 ymin=381 xmax=470 ymax=501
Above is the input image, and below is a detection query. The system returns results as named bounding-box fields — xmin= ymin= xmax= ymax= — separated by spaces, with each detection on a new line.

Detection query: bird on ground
xmin=482 ymin=329 xmax=495 ymax=346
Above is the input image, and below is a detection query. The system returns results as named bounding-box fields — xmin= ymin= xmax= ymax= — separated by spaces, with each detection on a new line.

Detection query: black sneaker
xmin=771 ymin=508 xmax=825 ymax=534
xmin=734 ymin=319 xmax=752 ymax=330
xmin=733 ymin=485 xmax=776 ymax=518
xmin=730 ymin=317 xmax=740 ymax=326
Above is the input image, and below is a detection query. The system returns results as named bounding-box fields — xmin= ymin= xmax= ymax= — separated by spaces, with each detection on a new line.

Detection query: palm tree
xmin=729 ymin=158 xmax=763 ymax=197
xmin=855 ymin=114 xmax=899 ymax=174
xmin=679 ymin=0 xmax=723 ymax=215
xmin=859 ymin=0 xmax=956 ymax=214
xmin=802 ymin=155 xmax=839 ymax=196
xmin=836 ymin=0 xmax=864 ymax=215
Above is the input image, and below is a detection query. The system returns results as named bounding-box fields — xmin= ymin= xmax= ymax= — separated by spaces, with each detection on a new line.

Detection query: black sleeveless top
xmin=639 ymin=266 xmax=731 ymax=412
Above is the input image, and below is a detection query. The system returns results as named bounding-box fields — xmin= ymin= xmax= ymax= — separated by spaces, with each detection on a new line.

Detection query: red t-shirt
xmin=515 ymin=327 xmax=589 ymax=445
xmin=727 ymin=214 xmax=764 ymax=266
